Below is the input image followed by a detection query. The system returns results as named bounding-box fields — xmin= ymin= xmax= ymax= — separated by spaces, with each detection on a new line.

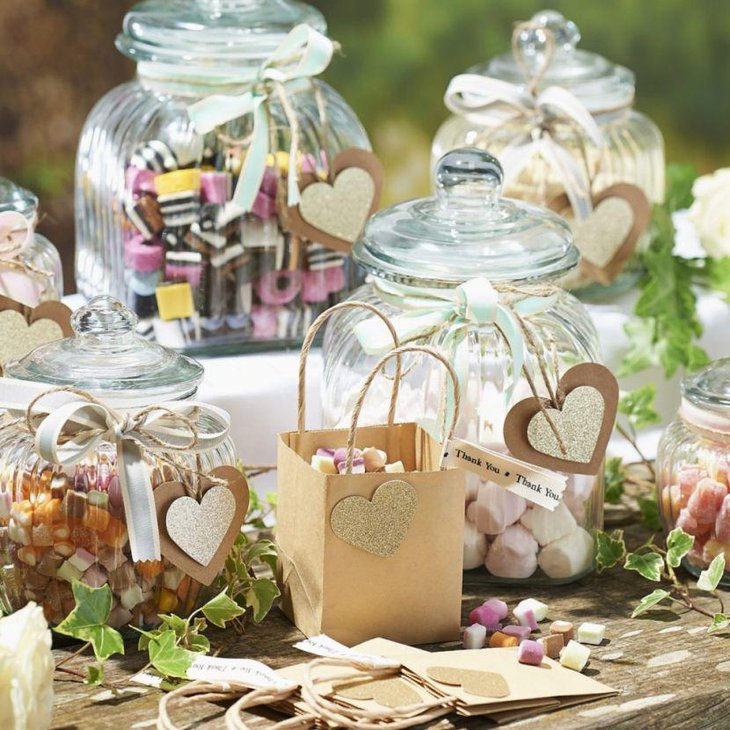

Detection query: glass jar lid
xmin=682 ymin=359 xmax=730 ymax=413
xmin=116 ymin=0 xmax=326 ymax=77
xmin=474 ymin=10 xmax=634 ymax=113
xmin=4 ymin=296 xmax=203 ymax=405
xmin=353 ymin=148 xmax=578 ymax=288
xmin=0 ymin=178 xmax=38 ymax=221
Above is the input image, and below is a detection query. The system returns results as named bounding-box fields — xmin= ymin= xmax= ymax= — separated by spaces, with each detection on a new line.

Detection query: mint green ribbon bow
xmin=354 ymin=278 xmax=557 ymax=404
xmin=188 ymin=24 xmax=334 ymax=212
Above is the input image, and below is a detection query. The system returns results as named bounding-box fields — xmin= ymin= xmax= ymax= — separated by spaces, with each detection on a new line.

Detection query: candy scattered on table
xmin=489 ymin=631 xmax=519 ymax=648
xmin=516 ymin=597 xmax=548 ymax=622
xmin=550 ymin=620 xmax=574 ymax=642
xmin=483 ymin=598 xmax=509 ymax=620
xmin=468 ymin=604 xmax=501 ymax=632
xmin=310 ymin=446 xmax=403 ymax=474
xmin=560 ymin=640 xmax=591 ymax=672
xmin=539 ymin=633 xmax=564 ymax=659
xmin=513 ymin=604 xmax=538 ymax=631
xmin=517 ymin=639 xmax=545 ymax=666
xmin=501 ymin=624 xmax=531 ymax=642
xmin=577 ymin=622 xmax=606 ymax=645
xmin=463 ymin=623 xmax=487 ymax=650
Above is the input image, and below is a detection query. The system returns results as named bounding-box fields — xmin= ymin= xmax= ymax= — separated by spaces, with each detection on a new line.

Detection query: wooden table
xmin=51 ymin=523 xmax=730 ymax=729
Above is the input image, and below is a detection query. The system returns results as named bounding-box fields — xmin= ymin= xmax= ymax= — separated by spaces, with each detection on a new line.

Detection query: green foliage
xmin=201 ymin=590 xmax=245 ymax=629
xmin=708 ymin=613 xmax=730 ymax=635
xmin=697 ymin=554 xmax=726 ymax=592
xmin=618 ymin=386 xmax=661 ymax=431
xmin=631 ymin=589 xmax=671 ymax=618
xmin=144 ymin=630 xmax=199 ymax=680
xmin=665 ymin=528 xmax=695 ymax=568
xmin=624 ymin=551 xmax=664 ymax=582
xmin=86 ymin=664 xmax=105 ymax=687
xmin=595 ymin=529 xmax=626 ymax=570
xmin=604 ymin=457 xmax=627 ymax=505
xmin=638 ymin=494 xmax=663 ymax=532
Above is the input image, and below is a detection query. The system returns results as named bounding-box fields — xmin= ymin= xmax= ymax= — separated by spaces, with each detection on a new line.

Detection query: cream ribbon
xmin=0 ymin=378 xmax=231 ymax=562
xmin=0 ymin=210 xmax=32 ymax=261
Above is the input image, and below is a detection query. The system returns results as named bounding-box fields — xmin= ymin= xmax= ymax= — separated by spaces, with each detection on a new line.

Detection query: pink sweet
xmin=316 ymin=448 xmax=335 ymax=458
xmin=469 ymin=482 xmax=527 ymax=535
xmin=676 ymin=508 xmax=712 ymax=539
xmin=483 ymin=598 xmax=509 ymax=620
xmin=715 ymin=495 xmax=730 ymax=544
xmin=687 ymin=478 xmax=727 ymax=523
xmin=518 ymin=639 xmax=545 ymax=666
xmin=165 ymin=263 xmax=203 ymax=287
xmin=501 ymin=624 xmax=531 ymax=642
xmin=324 ymin=265 xmax=346 ymax=294
xmin=468 ymin=605 xmax=501 ymax=631
xmin=463 ymin=623 xmax=487 ymax=650
xmin=0 ymin=491 xmax=10 ymax=520
xmin=302 ymin=270 xmax=329 ymax=303
xmin=679 ymin=465 xmax=708 ymax=495
xmin=333 ymin=448 xmax=362 ymax=468
xmin=337 ymin=457 xmax=365 ymax=475
xmin=485 ymin=524 xmax=538 ymax=579
xmin=513 ymin=605 xmax=538 ymax=631
xmin=107 ymin=475 xmax=123 ymax=509
xmin=200 ymin=171 xmax=231 ymax=204
xmin=124 ymin=236 xmax=164 ymax=273
xmin=125 ymin=165 xmax=157 ymax=195
xmin=83 ymin=564 xmax=108 ymax=589
xmin=251 ymin=305 xmax=279 ymax=338
xmin=255 ymin=270 xmax=302 ymax=305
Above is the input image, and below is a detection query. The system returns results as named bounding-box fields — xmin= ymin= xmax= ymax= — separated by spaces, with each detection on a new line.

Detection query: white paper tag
xmin=129 ymin=670 xmax=177 ymax=691
xmin=185 ymin=656 xmax=297 ymax=690
xmin=294 ymin=634 xmax=400 ymax=669
xmin=441 ymin=438 xmax=567 ymax=510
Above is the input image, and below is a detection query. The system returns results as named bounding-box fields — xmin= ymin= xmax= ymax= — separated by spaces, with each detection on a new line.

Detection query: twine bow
xmin=0 ymin=378 xmax=231 ymax=562
xmin=0 ymin=211 xmax=32 ymax=261
xmin=443 ymin=22 xmax=606 ymax=220
xmin=188 ymin=24 xmax=335 ymax=213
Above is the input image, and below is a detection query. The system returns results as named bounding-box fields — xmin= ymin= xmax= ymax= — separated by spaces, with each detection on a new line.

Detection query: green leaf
xmin=603 ymin=457 xmax=626 ymax=505
xmin=666 ymin=527 xmax=695 ymax=568
xmin=697 ymin=553 xmax=726 ymax=592
xmin=245 ymin=578 xmax=280 ymax=623
xmin=664 ymin=163 xmax=696 ymax=212
xmin=618 ymin=386 xmax=661 ymax=431
xmin=54 ymin=582 xmax=125 ymax=661
xmin=595 ymin=529 xmax=626 ymax=570
xmin=265 ymin=491 xmax=278 ymax=508
xmin=159 ymin=613 xmax=189 ymax=637
xmin=638 ymin=495 xmax=663 ymax=533
xmin=705 ymin=258 xmax=730 ymax=300
xmin=147 ymin=630 xmax=199 ymax=679
xmin=246 ymin=538 xmax=278 ymax=573
xmin=201 ymin=590 xmax=245 ymax=628
xmin=189 ymin=634 xmax=211 ymax=653
xmin=708 ymin=613 xmax=730 ymax=635
xmin=624 ymin=551 xmax=664 ymax=582
xmin=85 ymin=664 xmax=105 ymax=686
xmin=631 ymin=589 xmax=671 ymax=618
xmin=618 ymin=319 xmax=657 ymax=377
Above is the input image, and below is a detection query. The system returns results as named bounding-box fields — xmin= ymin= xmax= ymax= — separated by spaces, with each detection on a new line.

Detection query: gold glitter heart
xmin=526 ymin=386 xmax=605 ymax=464
xmin=0 ymin=310 xmax=63 ymax=366
xmin=299 ymin=167 xmax=375 ymax=244
xmin=571 ymin=197 xmax=634 ymax=268
xmin=330 ymin=480 xmax=417 ymax=557
xmin=165 ymin=486 xmax=236 ymax=566
xmin=426 ymin=666 xmax=510 ymax=698
xmin=334 ymin=677 xmax=421 ymax=708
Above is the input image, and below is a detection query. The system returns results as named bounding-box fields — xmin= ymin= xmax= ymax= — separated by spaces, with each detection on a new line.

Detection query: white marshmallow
xmin=520 ymin=502 xmax=577 ymax=546
xmin=516 ymin=597 xmax=548 ymax=622
xmin=537 ymin=527 xmax=594 ymax=580
xmin=463 ymin=519 xmax=489 ymax=570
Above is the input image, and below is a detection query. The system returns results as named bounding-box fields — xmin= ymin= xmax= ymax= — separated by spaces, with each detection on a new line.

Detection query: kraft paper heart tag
xmin=426 ymin=666 xmax=510 ymax=699
xmin=333 ymin=677 xmax=421 ymax=708
xmin=286 ymin=148 xmax=384 ymax=254
xmin=550 ymin=184 xmax=651 ymax=286
xmin=329 ymin=479 xmax=417 ymax=557
xmin=154 ymin=465 xmax=249 ymax=585
xmin=0 ymin=295 xmax=73 ymax=368
xmin=503 ymin=363 xmax=619 ymax=475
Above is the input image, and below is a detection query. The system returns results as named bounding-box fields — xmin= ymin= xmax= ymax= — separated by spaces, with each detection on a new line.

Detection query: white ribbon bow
xmin=0 ymin=379 xmax=231 ymax=563
xmin=0 ymin=211 xmax=32 ymax=261
xmin=444 ymin=73 xmax=605 ymax=219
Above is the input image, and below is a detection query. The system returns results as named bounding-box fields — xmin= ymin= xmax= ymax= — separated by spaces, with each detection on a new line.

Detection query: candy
xmin=0 ymin=490 xmax=10 ymax=519
xmin=517 ymin=639 xmax=545 ymax=666
xmin=126 ymin=195 xmax=165 ymax=240
xmin=537 ymin=527 xmax=594 ymax=580
xmin=120 ymin=584 xmax=145 ymax=611
xmin=520 ymin=502 xmax=576 ymax=546
xmin=513 ymin=605 xmax=538 ymax=631
xmin=516 ymin=598 xmax=548 ymax=622
xmin=163 ymin=568 xmax=184 ymax=591
xmin=83 ymin=564 xmax=108 ymax=589
xmin=324 ymin=264 xmax=346 ymax=294
xmin=463 ymin=520 xmax=488 ymax=570
xmin=109 ymin=562 xmax=136 ymax=592
xmin=11 ymin=502 xmax=32 ymax=527
xmin=550 ymin=620 xmax=574 ymax=642
xmin=362 ymin=448 xmax=387 ymax=472
xmin=130 ymin=140 xmax=178 ymax=172
xmin=559 ymin=640 xmax=591 ymax=672
xmin=337 ymin=458 xmax=365 ymax=474
xmin=468 ymin=481 xmax=526 ymax=535
xmin=307 ymin=243 xmax=343 ymax=271
xmin=156 ymin=282 xmax=195 ymax=321
xmin=50 ymin=474 xmax=70 ymax=500
xmin=53 ymin=524 xmax=70 ymax=541
xmin=200 ymin=172 xmax=231 ymax=204
xmin=302 ymin=269 xmax=329 ymax=303
xmin=62 ymin=490 xmax=87 ymax=520
xmin=83 ymin=505 xmax=111 ymax=533
xmin=124 ymin=237 xmax=165 ymax=273
xmin=539 ymin=633 xmax=564 ymax=659
xmin=384 ymin=461 xmax=405 ymax=473
xmin=485 ymin=524 xmax=538 ymax=579
xmin=97 ymin=545 xmax=126 ymax=572
xmin=17 ymin=546 xmax=38 ymax=566
xmin=33 ymin=498 xmax=62 ymax=525
xmin=702 ymin=539 xmax=730 ymax=564
xmin=125 ymin=165 xmax=158 ymax=195
xmin=687 ymin=478 xmax=727 ymax=523
xmin=468 ymin=605 xmax=500 ymax=631
xmin=577 ymin=622 xmax=605 ymax=645
xmin=255 ymin=270 xmax=303 ymax=305
xmin=676 ymin=508 xmax=712 ymax=538
xmin=37 ymin=552 xmax=63 ymax=578
xmin=501 ymin=624 xmax=531 ymax=642
xmin=489 ymin=631 xmax=519 ymax=648
xmin=251 ymin=305 xmax=279 ymax=338
xmin=158 ymin=588 xmax=179 ymax=613
xmin=136 ymin=560 xmax=165 ymax=579
xmin=88 ymin=490 xmax=110 ymax=510
xmin=53 ymin=541 xmax=75 ymax=558
xmin=463 ymin=623 xmax=487 ymax=650
xmin=58 ymin=560 xmax=83 ymax=583
xmin=715 ymin=495 xmax=730 ymax=543
xmin=108 ymin=475 xmax=123 ymax=509
xmin=69 ymin=548 xmax=97 ymax=573
xmin=31 ymin=524 xmax=53 ymax=547
xmin=483 ymin=598 xmax=509 ymax=620
xmin=311 ymin=455 xmax=337 ymax=474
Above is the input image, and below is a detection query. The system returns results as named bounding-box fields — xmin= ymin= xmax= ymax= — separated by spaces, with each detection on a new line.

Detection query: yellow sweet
xmin=158 ymin=588 xmax=179 ymax=613
xmin=156 ymin=282 xmax=195 ymax=321
xmin=154 ymin=168 xmax=201 ymax=196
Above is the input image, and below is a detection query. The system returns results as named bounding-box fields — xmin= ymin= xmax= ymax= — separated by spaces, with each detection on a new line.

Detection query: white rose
xmin=0 ymin=603 xmax=54 ymax=730
xmin=688 ymin=168 xmax=730 ymax=258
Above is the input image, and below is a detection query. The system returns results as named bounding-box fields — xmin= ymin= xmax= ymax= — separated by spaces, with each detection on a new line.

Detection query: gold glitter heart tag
xmin=426 ymin=666 xmax=510 ymax=698
xmin=334 ymin=677 xmax=421 ymax=708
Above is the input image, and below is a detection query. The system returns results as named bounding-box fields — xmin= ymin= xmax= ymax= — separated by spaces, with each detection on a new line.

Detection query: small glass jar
xmin=75 ymin=0 xmax=370 ymax=353
xmin=0 ymin=296 xmax=238 ymax=627
xmin=432 ymin=10 xmax=664 ymax=299
xmin=657 ymin=359 xmax=730 ymax=585
xmin=0 ymin=178 xmax=63 ymax=306
xmin=322 ymin=148 xmax=603 ymax=585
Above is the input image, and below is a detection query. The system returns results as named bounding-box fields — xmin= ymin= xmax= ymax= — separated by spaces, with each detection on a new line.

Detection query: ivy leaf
xmin=704 ymin=258 xmax=730 ymax=301
xmin=625 ymin=551 xmax=664 ymax=582
xmin=708 ymin=613 xmax=730 ymax=635
xmin=618 ymin=319 xmax=657 ymax=377
xmin=595 ymin=529 xmax=626 ymax=570
xmin=666 ymin=528 xmax=695 ymax=568
xmin=697 ymin=553 xmax=726 ymax=592
xmin=618 ymin=385 xmax=661 ymax=431
xmin=54 ymin=581 xmax=125 ymax=661
xmin=245 ymin=538 xmax=278 ymax=573
xmin=189 ymin=634 xmax=211 ymax=653
xmin=86 ymin=664 xmax=105 ymax=686
xmin=604 ymin=457 xmax=626 ymax=505
xmin=201 ymin=590 xmax=245 ymax=628
xmin=245 ymin=578 xmax=280 ymax=623
xmin=158 ymin=613 xmax=189 ymax=637
xmin=664 ymin=163 xmax=696 ymax=212
xmin=638 ymin=495 xmax=663 ymax=532
xmin=147 ymin=630 xmax=199 ymax=679
xmin=631 ymin=589 xmax=671 ymax=618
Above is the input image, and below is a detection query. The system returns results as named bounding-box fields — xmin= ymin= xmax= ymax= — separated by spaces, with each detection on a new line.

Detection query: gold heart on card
xmin=503 ymin=363 xmax=619 ymax=475
xmin=426 ymin=666 xmax=509 ymax=699
xmin=329 ymin=479 xmax=417 ymax=558
xmin=154 ymin=466 xmax=249 ymax=585
xmin=550 ymin=184 xmax=651 ymax=286
xmin=334 ymin=677 xmax=421 ymax=708
xmin=286 ymin=148 xmax=384 ymax=254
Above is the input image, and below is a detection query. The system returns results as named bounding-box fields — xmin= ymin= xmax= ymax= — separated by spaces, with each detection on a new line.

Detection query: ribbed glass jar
xmin=75 ymin=0 xmax=370 ymax=354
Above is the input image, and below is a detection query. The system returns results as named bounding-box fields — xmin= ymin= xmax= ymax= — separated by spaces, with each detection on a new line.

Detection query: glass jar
xmin=75 ymin=0 xmax=370 ymax=354
xmin=432 ymin=9 xmax=664 ymax=299
xmin=322 ymin=148 xmax=603 ymax=585
xmin=0 ymin=296 xmax=238 ymax=627
xmin=657 ymin=359 xmax=730 ymax=585
xmin=0 ymin=178 xmax=63 ymax=306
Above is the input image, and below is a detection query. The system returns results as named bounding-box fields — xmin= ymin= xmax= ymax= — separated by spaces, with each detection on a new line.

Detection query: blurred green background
xmin=0 ymin=0 xmax=728 ymax=291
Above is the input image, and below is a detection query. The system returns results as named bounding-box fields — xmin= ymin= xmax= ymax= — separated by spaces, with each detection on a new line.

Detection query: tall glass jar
xmin=0 ymin=178 xmax=62 ymax=306
xmin=322 ymin=149 xmax=603 ymax=585
xmin=75 ymin=0 xmax=370 ymax=354
xmin=0 ymin=296 xmax=238 ymax=628
xmin=432 ymin=10 xmax=664 ymax=299
xmin=657 ymin=360 xmax=730 ymax=586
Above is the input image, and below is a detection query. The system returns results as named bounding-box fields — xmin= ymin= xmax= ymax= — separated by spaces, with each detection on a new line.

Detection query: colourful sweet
xmin=702 ymin=539 xmax=730 ymax=564
xmin=550 ymin=620 xmax=574 ymax=642
xmin=539 ymin=633 xmax=564 ymax=659
xmin=675 ymin=508 xmax=712 ymax=538
xmin=200 ymin=171 xmax=231 ymax=204
xmin=517 ymin=639 xmax=545 ymax=666
xmin=516 ymin=598 xmax=548 ymax=623
xmin=310 ymin=454 xmax=337 ymax=474
xmin=489 ymin=631 xmax=519 ymax=648
xmin=520 ymin=502 xmax=576 ymax=546
xmin=559 ymin=640 xmax=591 ymax=672
xmin=0 ymin=491 xmax=11 ymax=519
xmin=501 ymin=624 xmax=531 ymax=642
xmin=302 ymin=269 xmax=329 ymax=303
xmin=82 ymin=564 xmax=108 ymax=589
xmin=687 ymin=478 xmax=727 ymax=523
xmin=537 ymin=527 xmax=594 ymax=580
xmin=62 ymin=491 xmax=87 ymax=520
xmin=483 ymin=598 xmax=509 ymax=620
xmin=337 ymin=458 xmax=365 ymax=474
xmin=158 ymin=588 xmax=179 ymax=613
xmin=255 ymin=270 xmax=303 ymax=305
xmin=463 ymin=623 xmax=487 ymax=650
xmin=362 ymin=448 xmax=386 ymax=472
xmin=251 ymin=305 xmax=279 ymax=338
xmin=577 ymin=622 xmax=605 ymax=645
xmin=83 ymin=505 xmax=111 ymax=533
xmin=715 ymin=495 xmax=730 ymax=543
xmin=31 ymin=524 xmax=53 ymax=547
xmin=468 ymin=604 xmax=500 ymax=631
xmin=485 ymin=524 xmax=538 ymax=579
xmin=468 ymin=481 xmax=526 ymax=536
xmin=120 ymin=584 xmax=145 ymax=611
xmin=136 ymin=560 xmax=165 ymax=579
xmin=57 ymin=560 xmax=83 ymax=584
xmin=463 ymin=521 xmax=488 ymax=570
xmin=130 ymin=140 xmax=178 ymax=172
xmin=384 ymin=461 xmax=405 ymax=473
xmin=163 ymin=568 xmax=184 ymax=591
xmin=513 ymin=605 xmax=538 ymax=631
xmin=324 ymin=264 xmax=346 ymax=294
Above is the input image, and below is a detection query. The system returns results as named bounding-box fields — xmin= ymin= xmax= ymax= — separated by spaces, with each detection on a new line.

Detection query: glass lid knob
xmin=71 ymin=296 xmax=138 ymax=338
xmin=435 ymin=148 xmax=503 ymax=211
xmin=528 ymin=10 xmax=580 ymax=50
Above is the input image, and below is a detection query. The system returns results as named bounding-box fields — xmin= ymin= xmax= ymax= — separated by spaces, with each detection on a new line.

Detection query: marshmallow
xmin=537 ymin=527 xmax=594 ymax=580
xmin=501 ymin=624 xmax=531 ymax=642
xmin=577 ymin=622 xmax=606 ymax=645
xmin=468 ymin=481 xmax=526 ymax=535
xmin=489 ymin=631 xmax=519 ymax=648
xmin=550 ymin=620 xmax=574 ymax=642
xmin=483 ymin=598 xmax=509 ymax=620
xmin=539 ymin=633 xmax=564 ymax=659
xmin=513 ymin=605 xmax=538 ymax=631
xmin=560 ymin=640 xmax=591 ymax=672
xmin=485 ymin=524 xmax=538 ymax=579
xmin=517 ymin=639 xmax=545 ymax=666
xmin=463 ymin=624 xmax=487 ymax=650
xmin=463 ymin=520 xmax=489 ymax=570
xmin=520 ymin=502 xmax=577 ymax=546
xmin=516 ymin=598 xmax=548 ymax=622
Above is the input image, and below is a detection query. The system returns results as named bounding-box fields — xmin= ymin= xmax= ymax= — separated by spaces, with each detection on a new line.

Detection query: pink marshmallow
xmin=469 ymin=482 xmax=527 ymax=535
xmin=514 ymin=605 xmax=538 ymax=631
xmin=468 ymin=605 xmax=501 ymax=632
xmin=518 ymin=639 xmax=545 ymax=666
xmin=485 ymin=524 xmax=538 ymax=579
xmin=483 ymin=598 xmax=509 ymax=620
xmin=501 ymin=624 xmax=531 ymax=642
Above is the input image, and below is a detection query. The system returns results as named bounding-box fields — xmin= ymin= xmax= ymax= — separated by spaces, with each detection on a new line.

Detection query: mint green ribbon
xmin=188 ymin=24 xmax=334 ymax=212
xmin=354 ymin=278 xmax=557 ymax=405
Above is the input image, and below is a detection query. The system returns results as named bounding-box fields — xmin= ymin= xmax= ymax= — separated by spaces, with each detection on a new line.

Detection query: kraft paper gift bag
xmin=277 ymin=302 xmax=466 ymax=646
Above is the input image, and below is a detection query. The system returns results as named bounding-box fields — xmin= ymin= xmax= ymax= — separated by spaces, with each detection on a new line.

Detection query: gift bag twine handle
xmin=297 ymin=301 xmax=401 ymax=434
xmin=345 ymin=345 xmax=461 ymax=474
